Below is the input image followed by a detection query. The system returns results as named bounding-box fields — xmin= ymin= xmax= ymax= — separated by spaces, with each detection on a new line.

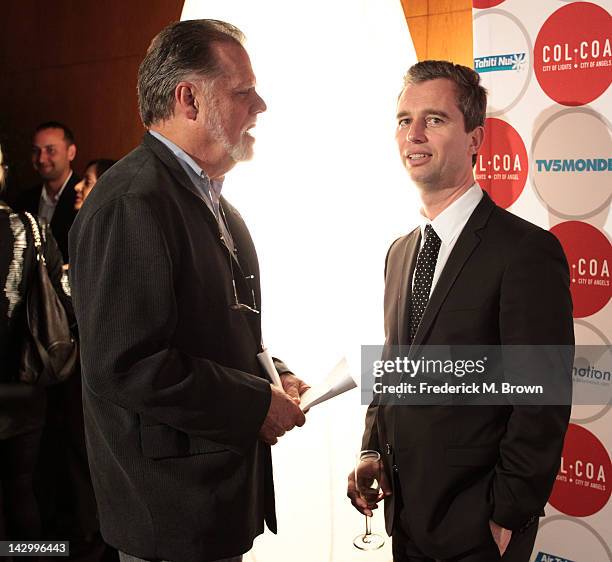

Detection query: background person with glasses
xmin=69 ymin=19 xmax=309 ymax=562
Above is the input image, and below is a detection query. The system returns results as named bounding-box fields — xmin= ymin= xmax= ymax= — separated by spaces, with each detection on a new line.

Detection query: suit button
xmin=392 ymin=464 xmax=399 ymax=473
xmin=385 ymin=443 xmax=392 ymax=455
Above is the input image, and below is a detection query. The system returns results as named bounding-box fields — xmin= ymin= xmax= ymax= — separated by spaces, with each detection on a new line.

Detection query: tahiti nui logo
xmin=474 ymin=52 xmax=526 ymax=73
xmin=472 ymin=9 xmax=532 ymax=116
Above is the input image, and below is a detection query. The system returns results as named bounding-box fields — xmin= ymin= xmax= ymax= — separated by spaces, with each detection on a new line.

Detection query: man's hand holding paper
xmin=258 ymin=383 xmax=306 ymax=445
xmin=280 ymin=372 xmax=310 ymax=404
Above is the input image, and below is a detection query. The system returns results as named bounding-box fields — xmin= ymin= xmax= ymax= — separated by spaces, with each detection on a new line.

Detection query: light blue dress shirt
xmin=149 ymin=130 xmax=235 ymax=253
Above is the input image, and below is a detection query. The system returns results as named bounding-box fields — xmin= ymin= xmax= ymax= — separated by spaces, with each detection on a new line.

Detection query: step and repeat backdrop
xmin=473 ymin=1 xmax=611 ymax=560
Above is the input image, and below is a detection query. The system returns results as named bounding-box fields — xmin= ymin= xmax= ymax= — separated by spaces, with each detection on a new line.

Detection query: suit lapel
xmin=219 ymin=197 xmax=256 ymax=273
xmin=50 ymin=173 xmax=78 ymax=230
xmin=411 ymin=192 xmax=495 ymax=347
xmin=142 ymin=133 xmax=240 ymax=266
xmin=397 ymin=230 xmax=421 ymax=345
xmin=143 ymin=134 xmax=264 ymax=347
xmin=144 ymin=132 xmax=203 ymax=199
xmin=221 ymin=197 xmax=263 ymax=347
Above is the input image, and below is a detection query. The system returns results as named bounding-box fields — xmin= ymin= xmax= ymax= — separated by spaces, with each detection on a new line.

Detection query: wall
xmin=0 ymin=0 xmax=473 ymax=194
xmin=401 ymin=0 xmax=474 ymax=66
xmin=0 ymin=0 xmax=184 ymax=195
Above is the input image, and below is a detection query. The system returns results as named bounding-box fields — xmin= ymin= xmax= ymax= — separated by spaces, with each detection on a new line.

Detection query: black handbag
xmin=18 ymin=212 xmax=78 ymax=385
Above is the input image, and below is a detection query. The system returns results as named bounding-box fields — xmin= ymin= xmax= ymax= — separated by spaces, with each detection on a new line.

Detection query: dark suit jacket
xmin=68 ymin=133 xmax=286 ymax=562
xmin=362 ymin=192 xmax=573 ymax=559
xmin=16 ymin=173 xmax=79 ymax=263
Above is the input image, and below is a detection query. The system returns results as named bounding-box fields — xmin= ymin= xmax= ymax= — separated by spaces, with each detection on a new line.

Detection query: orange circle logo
xmin=549 ymin=424 xmax=611 ymax=517
xmin=534 ymin=2 xmax=612 ymax=106
xmin=550 ymin=222 xmax=611 ymax=318
xmin=473 ymin=0 xmax=506 ymax=8
xmin=475 ymin=118 xmax=528 ymax=209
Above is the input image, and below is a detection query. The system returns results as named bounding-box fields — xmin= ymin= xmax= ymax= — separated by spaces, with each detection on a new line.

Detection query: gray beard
xmin=205 ymin=102 xmax=252 ymax=163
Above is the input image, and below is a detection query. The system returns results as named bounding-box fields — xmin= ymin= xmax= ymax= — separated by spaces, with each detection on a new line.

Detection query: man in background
xmin=16 ymin=120 xmax=113 ymax=560
xmin=18 ymin=121 xmax=79 ymax=263
xmin=348 ymin=60 xmax=573 ymax=561
xmin=70 ymin=19 xmax=307 ymax=562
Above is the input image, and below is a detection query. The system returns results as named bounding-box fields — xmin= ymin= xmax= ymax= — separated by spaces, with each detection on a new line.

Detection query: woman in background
xmin=74 ymin=158 xmax=116 ymax=210
xmin=0 ymin=143 xmax=71 ymax=549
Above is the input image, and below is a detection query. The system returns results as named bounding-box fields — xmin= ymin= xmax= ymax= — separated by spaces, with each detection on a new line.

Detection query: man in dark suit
xmin=69 ymin=20 xmax=308 ymax=562
xmin=348 ymin=61 xmax=573 ymax=561
xmin=17 ymin=121 xmax=79 ymax=263
xmin=17 ymin=121 xmax=110 ymax=559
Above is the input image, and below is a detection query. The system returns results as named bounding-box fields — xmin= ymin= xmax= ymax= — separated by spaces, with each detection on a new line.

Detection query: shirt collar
xmin=419 ymin=183 xmax=483 ymax=246
xmin=148 ymin=129 xmax=225 ymax=191
xmin=41 ymin=170 xmax=73 ymax=205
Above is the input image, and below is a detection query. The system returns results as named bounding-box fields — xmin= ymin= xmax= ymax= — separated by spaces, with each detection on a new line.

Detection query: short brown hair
xmin=137 ymin=19 xmax=245 ymax=128
xmin=402 ymin=60 xmax=487 ymax=132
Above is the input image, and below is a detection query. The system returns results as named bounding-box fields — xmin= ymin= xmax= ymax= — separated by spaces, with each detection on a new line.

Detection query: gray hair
xmin=402 ymin=60 xmax=487 ymax=133
xmin=137 ymin=19 xmax=245 ymax=127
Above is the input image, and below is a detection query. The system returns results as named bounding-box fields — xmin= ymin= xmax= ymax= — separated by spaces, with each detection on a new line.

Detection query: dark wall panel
xmin=0 ymin=0 xmax=184 ymax=194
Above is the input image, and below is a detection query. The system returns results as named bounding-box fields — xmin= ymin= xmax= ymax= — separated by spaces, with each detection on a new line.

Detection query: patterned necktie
xmin=409 ymin=224 xmax=441 ymax=342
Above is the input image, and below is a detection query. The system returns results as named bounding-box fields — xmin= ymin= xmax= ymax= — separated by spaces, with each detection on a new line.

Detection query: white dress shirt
xmin=38 ymin=170 xmax=73 ymax=225
xmin=415 ymin=183 xmax=483 ymax=297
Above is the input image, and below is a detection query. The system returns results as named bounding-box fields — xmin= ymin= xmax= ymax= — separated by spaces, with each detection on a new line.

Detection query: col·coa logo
xmin=550 ymin=222 xmax=610 ymax=319
xmin=472 ymin=0 xmax=506 ymax=8
xmin=548 ymin=424 xmax=611 ymax=517
xmin=475 ymin=118 xmax=527 ymax=209
xmin=534 ymin=2 xmax=611 ymax=106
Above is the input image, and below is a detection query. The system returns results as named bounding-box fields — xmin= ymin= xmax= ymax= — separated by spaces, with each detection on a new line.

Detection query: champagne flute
xmin=353 ymin=450 xmax=385 ymax=550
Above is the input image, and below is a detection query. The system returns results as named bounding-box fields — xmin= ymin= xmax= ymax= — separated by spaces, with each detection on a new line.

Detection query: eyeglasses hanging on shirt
xmin=214 ymin=193 xmax=260 ymax=316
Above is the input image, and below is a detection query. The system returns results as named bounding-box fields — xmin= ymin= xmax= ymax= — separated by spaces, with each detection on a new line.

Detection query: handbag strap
xmin=23 ymin=212 xmax=46 ymax=265
xmin=21 ymin=212 xmax=75 ymax=384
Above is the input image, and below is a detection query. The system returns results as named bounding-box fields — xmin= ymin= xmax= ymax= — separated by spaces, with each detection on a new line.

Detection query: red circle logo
xmin=550 ymin=222 xmax=611 ymax=318
xmin=473 ymin=0 xmax=505 ymax=8
xmin=534 ymin=2 xmax=612 ymax=106
xmin=475 ymin=118 xmax=527 ymax=209
xmin=549 ymin=424 xmax=611 ymax=517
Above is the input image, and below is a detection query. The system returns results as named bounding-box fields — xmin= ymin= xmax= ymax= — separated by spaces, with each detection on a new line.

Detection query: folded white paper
xmin=257 ymin=348 xmax=283 ymax=388
xmin=299 ymin=357 xmax=356 ymax=411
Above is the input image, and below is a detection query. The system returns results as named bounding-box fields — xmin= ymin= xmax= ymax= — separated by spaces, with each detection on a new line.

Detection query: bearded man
xmin=69 ymin=19 xmax=308 ymax=562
